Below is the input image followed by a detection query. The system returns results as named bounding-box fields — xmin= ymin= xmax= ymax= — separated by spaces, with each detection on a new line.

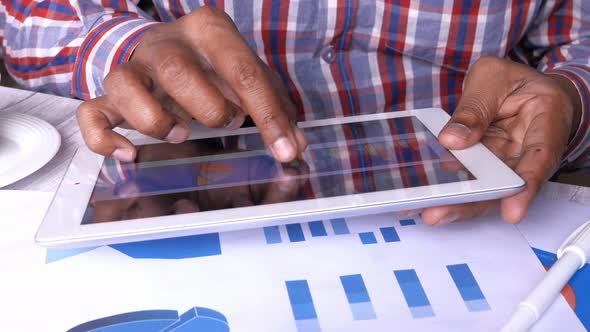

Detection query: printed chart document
xmin=0 ymin=189 xmax=584 ymax=332
xmin=516 ymin=181 xmax=590 ymax=329
xmin=518 ymin=181 xmax=590 ymax=251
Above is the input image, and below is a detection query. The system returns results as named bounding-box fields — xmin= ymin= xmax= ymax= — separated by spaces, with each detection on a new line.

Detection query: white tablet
xmin=36 ymin=108 xmax=524 ymax=249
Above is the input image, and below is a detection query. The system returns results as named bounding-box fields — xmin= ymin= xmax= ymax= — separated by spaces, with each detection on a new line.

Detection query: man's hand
xmin=77 ymin=7 xmax=307 ymax=163
xmin=422 ymin=57 xmax=582 ymax=225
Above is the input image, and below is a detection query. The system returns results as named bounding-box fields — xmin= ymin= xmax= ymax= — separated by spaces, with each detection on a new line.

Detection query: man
xmin=1 ymin=1 xmax=589 ymax=225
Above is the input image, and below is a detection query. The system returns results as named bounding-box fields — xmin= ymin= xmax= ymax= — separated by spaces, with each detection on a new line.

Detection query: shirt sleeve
xmin=0 ymin=0 xmax=159 ymax=100
xmin=515 ymin=0 xmax=590 ymax=168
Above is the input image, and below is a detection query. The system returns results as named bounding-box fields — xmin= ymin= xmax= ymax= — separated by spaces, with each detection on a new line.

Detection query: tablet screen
xmin=82 ymin=116 xmax=474 ymax=224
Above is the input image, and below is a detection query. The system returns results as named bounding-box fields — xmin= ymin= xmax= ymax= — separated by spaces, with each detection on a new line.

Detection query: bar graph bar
xmin=399 ymin=219 xmax=416 ymax=226
xmin=340 ymin=274 xmax=377 ymax=320
xmin=380 ymin=227 xmax=400 ymax=242
xmin=394 ymin=269 xmax=435 ymax=318
xmin=308 ymin=221 xmax=328 ymax=237
xmin=285 ymin=280 xmax=321 ymax=332
xmin=447 ymin=264 xmax=491 ymax=312
xmin=330 ymin=218 xmax=350 ymax=235
xmin=358 ymin=232 xmax=377 ymax=245
xmin=286 ymin=223 xmax=306 ymax=242
xmin=263 ymin=226 xmax=282 ymax=244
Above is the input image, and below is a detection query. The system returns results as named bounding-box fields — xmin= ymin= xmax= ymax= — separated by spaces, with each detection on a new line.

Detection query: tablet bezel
xmin=36 ymin=108 xmax=525 ymax=248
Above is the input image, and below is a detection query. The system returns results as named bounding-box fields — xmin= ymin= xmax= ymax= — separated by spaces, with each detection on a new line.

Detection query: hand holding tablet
xmin=36 ymin=109 xmax=524 ymax=248
xmin=425 ymin=57 xmax=581 ymax=225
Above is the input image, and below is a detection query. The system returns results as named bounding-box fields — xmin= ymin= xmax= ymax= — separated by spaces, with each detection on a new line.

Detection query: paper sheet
xmin=0 ymin=190 xmax=583 ymax=332
xmin=516 ymin=181 xmax=590 ymax=329
xmin=518 ymin=181 xmax=590 ymax=252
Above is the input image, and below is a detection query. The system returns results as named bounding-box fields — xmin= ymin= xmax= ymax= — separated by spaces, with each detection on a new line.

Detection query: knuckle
xmin=473 ymin=56 xmax=504 ymax=70
xmin=140 ymin=28 xmax=161 ymax=43
xmin=468 ymin=56 xmax=508 ymax=81
xmin=527 ymin=97 xmax=550 ymax=112
xmin=135 ymin=113 xmax=168 ymax=138
xmin=191 ymin=7 xmax=233 ymax=34
xmin=84 ymin=130 xmax=105 ymax=151
xmin=76 ymin=102 xmax=92 ymax=119
xmin=76 ymin=101 xmax=103 ymax=126
xmin=457 ymin=95 xmax=494 ymax=124
xmin=157 ymin=54 xmax=188 ymax=83
xmin=202 ymin=6 xmax=232 ymax=23
xmin=193 ymin=6 xmax=220 ymax=20
xmin=141 ymin=26 xmax=171 ymax=45
xmin=103 ymin=67 xmax=133 ymax=93
xmin=200 ymin=99 xmax=230 ymax=127
xmin=260 ymin=112 xmax=278 ymax=129
xmin=231 ymin=60 xmax=263 ymax=90
xmin=104 ymin=64 xmax=153 ymax=94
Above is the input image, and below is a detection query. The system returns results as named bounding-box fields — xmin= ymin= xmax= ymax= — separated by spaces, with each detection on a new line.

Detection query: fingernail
xmin=270 ymin=137 xmax=296 ymax=162
xmin=224 ymin=112 xmax=245 ymax=130
xmin=166 ymin=124 xmax=189 ymax=143
xmin=436 ymin=212 xmax=461 ymax=226
xmin=111 ymin=148 xmax=134 ymax=162
xmin=443 ymin=123 xmax=472 ymax=139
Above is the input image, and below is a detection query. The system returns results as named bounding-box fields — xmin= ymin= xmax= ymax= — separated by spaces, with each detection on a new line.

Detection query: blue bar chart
xmin=330 ymin=218 xmax=350 ymax=235
xmin=264 ymin=226 xmax=282 ymax=244
xmin=286 ymin=223 xmax=306 ymax=242
xmin=340 ymin=274 xmax=377 ymax=320
xmin=380 ymin=227 xmax=400 ymax=242
xmin=399 ymin=218 xmax=416 ymax=226
xmin=285 ymin=280 xmax=321 ymax=332
xmin=358 ymin=232 xmax=378 ymax=245
xmin=284 ymin=263 xmax=490 ymax=329
xmin=263 ymin=220 xmax=406 ymax=245
xmin=394 ymin=269 xmax=435 ymax=318
xmin=308 ymin=221 xmax=328 ymax=237
xmin=447 ymin=264 xmax=491 ymax=312
xmin=263 ymin=219 xmax=353 ymax=245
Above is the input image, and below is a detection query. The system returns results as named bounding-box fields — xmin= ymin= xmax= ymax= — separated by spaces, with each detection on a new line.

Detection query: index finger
xmin=76 ymin=96 xmax=136 ymax=161
xmin=183 ymin=12 xmax=300 ymax=162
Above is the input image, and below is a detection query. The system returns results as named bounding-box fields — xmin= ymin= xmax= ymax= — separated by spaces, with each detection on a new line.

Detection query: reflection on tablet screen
xmin=82 ymin=116 xmax=474 ymax=224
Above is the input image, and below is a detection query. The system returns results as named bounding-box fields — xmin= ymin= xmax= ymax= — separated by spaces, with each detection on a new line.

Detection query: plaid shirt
xmin=1 ymin=0 xmax=590 ymax=166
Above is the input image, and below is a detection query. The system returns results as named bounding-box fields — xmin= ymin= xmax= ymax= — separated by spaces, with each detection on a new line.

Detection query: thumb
xmin=439 ymin=57 xmax=513 ymax=150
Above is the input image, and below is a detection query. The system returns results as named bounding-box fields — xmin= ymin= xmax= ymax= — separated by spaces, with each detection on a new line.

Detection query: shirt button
xmin=321 ymin=45 xmax=336 ymax=63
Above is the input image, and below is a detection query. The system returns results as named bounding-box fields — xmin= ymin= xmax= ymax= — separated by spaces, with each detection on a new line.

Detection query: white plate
xmin=0 ymin=112 xmax=61 ymax=188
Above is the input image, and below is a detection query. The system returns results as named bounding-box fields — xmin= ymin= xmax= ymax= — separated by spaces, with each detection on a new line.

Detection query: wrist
xmin=73 ymin=18 xmax=159 ymax=99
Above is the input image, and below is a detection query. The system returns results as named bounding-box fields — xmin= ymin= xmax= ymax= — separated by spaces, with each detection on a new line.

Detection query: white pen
xmin=501 ymin=220 xmax=590 ymax=332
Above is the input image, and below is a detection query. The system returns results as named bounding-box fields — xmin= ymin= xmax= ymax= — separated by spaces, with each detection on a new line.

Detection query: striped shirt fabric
xmin=1 ymin=0 xmax=590 ymax=166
